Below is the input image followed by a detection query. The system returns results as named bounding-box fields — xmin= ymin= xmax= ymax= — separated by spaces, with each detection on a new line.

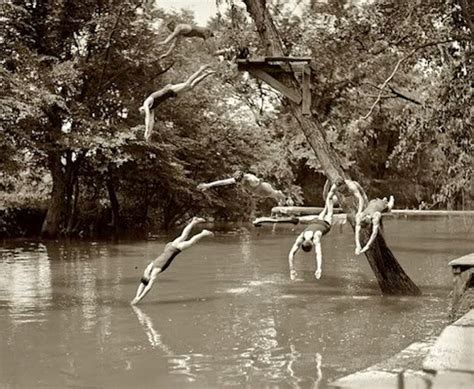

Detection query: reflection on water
xmin=0 ymin=243 xmax=51 ymax=324
xmin=132 ymin=306 xmax=173 ymax=354
xmin=0 ymin=217 xmax=472 ymax=387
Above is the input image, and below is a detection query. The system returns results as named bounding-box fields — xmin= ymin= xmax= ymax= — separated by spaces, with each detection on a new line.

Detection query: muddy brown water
xmin=1 ymin=216 xmax=473 ymax=388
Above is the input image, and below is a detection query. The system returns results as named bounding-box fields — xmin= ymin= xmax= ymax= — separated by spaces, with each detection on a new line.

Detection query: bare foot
xmin=314 ymin=269 xmax=322 ymax=279
xmin=197 ymin=183 xmax=208 ymax=191
xmin=202 ymin=229 xmax=214 ymax=237
xmin=355 ymin=247 xmax=361 ymax=255
xmin=192 ymin=217 xmax=206 ymax=224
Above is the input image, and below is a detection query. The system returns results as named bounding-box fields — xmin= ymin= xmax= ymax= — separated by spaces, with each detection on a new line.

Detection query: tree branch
xmin=387 ymin=85 xmax=425 ymax=106
xmin=361 ymin=39 xmax=462 ymax=119
xmin=94 ymin=6 xmax=126 ymax=102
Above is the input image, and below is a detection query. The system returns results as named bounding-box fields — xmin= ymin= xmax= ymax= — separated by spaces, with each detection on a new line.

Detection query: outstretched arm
xmin=288 ymin=235 xmax=303 ymax=280
xmin=159 ymin=40 xmax=177 ymax=60
xmin=197 ymin=177 xmax=237 ymax=191
xmin=144 ymin=107 xmax=155 ymax=141
xmin=131 ymin=266 xmax=161 ymax=305
xmin=355 ymin=214 xmax=363 ymax=255
xmin=360 ymin=212 xmax=382 ymax=254
xmin=313 ymin=232 xmax=323 ymax=279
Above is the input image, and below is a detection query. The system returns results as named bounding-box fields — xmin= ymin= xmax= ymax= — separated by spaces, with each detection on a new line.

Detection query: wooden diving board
xmin=449 ymin=253 xmax=474 ymax=273
xmin=237 ymin=56 xmax=313 ymax=114
xmin=271 ymin=206 xmax=344 ymax=216
xmin=271 ymin=207 xmax=474 ymax=217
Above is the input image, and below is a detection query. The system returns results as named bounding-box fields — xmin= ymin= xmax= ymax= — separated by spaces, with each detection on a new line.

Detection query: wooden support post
xmin=237 ymin=57 xmax=312 ymax=111
xmin=248 ymin=69 xmax=302 ymax=104
xmin=302 ymin=65 xmax=311 ymax=115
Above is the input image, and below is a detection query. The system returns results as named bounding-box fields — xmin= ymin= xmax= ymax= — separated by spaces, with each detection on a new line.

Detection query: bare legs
xmin=173 ymin=216 xmax=206 ymax=245
xmin=177 ymin=229 xmax=214 ymax=250
xmin=169 ymin=64 xmax=214 ymax=94
xmin=319 ymin=183 xmax=336 ymax=224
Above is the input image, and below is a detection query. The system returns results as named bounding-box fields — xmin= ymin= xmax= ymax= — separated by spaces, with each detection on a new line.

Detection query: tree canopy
xmin=0 ymin=0 xmax=472 ymax=238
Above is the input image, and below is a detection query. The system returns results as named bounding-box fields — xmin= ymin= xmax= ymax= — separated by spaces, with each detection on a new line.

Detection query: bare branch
xmin=387 ymin=85 xmax=426 ymax=107
xmin=361 ymin=39 xmax=461 ymax=119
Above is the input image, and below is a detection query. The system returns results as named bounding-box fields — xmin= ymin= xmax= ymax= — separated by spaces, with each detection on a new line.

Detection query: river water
xmin=0 ymin=216 xmax=472 ymax=388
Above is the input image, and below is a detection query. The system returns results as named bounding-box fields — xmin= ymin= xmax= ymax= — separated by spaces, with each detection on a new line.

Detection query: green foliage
xmin=1 ymin=0 xmax=471 ymax=238
xmin=265 ymin=0 xmax=472 ymax=207
xmin=1 ymin=0 xmax=300 ymax=236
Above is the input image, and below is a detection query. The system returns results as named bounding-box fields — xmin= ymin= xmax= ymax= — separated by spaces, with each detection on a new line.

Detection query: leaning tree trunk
xmin=243 ymin=0 xmax=420 ymax=295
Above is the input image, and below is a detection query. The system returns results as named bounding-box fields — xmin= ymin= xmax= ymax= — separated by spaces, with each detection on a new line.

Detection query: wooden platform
xmin=449 ymin=253 xmax=474 ymax=270
xmin=271 ymin=207 xmax=474 ymax=217
xmin=391 ymin=210 xmax=474 ymax=216
xmin=237 ymin=56 xmax=313 ymax=114
xmin=271 ymin=206 xmax=343 ymax=216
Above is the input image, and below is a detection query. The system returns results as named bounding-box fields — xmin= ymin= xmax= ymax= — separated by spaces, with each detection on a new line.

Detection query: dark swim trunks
xmin=304 ymin=219 xmax=331 ymax=236
xmin=150 ymin=89 xmax=178 ymax=109
xmin=152 ymin=243 xmax=181 ymax=273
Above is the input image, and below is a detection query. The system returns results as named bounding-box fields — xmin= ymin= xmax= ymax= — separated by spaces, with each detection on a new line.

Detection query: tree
xmin=241 ymin=0 xmax=421 ymax=295
xmin=1 ymin=1 xmax=300 ymax=237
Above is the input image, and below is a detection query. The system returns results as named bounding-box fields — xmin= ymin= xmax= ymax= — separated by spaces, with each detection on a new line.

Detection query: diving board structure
xmin=449 ymin=253 xmax=474 ymax=311
xmin=271 ymin=206 xmax=343 ymax=216
xmin=271 ymin=206 xmax=474 ymax=217
xmin=236 ymin=56 xmax=312 ymax=114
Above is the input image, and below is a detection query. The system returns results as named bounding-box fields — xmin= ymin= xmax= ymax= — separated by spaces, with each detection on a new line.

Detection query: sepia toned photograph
xmin=1 ymin=0 xmax=472 ymax=388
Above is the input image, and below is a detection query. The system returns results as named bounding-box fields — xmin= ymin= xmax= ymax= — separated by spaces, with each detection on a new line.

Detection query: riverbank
xmin=330 ymin=310 xmax=474 ymax=388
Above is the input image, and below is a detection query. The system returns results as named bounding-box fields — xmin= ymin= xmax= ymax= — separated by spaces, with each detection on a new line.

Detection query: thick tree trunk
xmin=243 ymin=0 xmax=420 ymax=295
xmin=106 ymin=175 xmax=120 ymax=231
xmin=66 ymin=178 xmax=79 ymax=235
xmin=42 ymin=151 xmax=81 ymax=238
xmin=41 ymin=153 xmax=68 ymax=238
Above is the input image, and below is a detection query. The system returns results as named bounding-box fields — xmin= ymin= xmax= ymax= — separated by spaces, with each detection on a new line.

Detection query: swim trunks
xmin=150 ymin=89 xmax=178 ymax=109
xmin=304 ymin=219 xmax=331 ymax=236
xmin=152 ymin=243 xmax=181 ymax=272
